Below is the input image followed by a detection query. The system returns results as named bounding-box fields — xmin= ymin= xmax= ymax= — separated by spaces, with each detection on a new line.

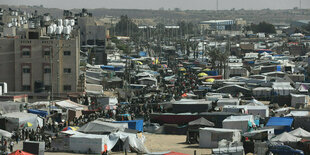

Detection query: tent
xmin=55 ymin=100 xmax=87 ymax=110
xmin=289 ymin=127 xmax=310 ymax=138
xmin=114 ymin=120 xmax=144 ymax=132
xmin=27 ymin=109 xmax=48 ymax=117
xmin=188 ymin=117 xmax=215 ymax=127
xmin=78 ymin=120 xmax=128 ymax=134
xmin=271 ymin=132 xmax=301 ymax=142
xmin=9 ymin=150 xmax=34 ymax=155
xmin=2 ymin=112 xmax=43 ymax=132
xmin=199 ymin=127 xmax=241 ymax=148
xmin=222 ymin=115 xmax=255 ymax=132
xmin=266 ymin=117 xmax=293 ymax=135
xmin=0 ymin=129 xmax=12 ymax=138
xmin=69 ymin=131 xmax=148 ymax=154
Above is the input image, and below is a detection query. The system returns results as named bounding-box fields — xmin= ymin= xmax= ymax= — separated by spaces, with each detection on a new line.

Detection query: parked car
xmin=268 ymin=145 xmax=304 ymax=155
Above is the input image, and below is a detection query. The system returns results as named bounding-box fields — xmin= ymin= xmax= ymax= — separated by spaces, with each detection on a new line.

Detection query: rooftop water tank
xmin=47 ymin=25 xmax=54 ymax=35
xmin=70 ymin=19 xmax=75 ymax=26
xmin=64 ymin=19 xmax=69 ymax=26
xmin=57 ymin=19 xmax=63 ymax=26
xmin=56 ymin=26 xmax=63 ymax=35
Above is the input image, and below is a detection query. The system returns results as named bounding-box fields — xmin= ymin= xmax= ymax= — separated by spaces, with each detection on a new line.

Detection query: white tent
xmin=222 ymin=115 xmax=255 ymax=132
xmin=55 ymin=100 xmax=87 ymax=110
xmin=199 ymin=127 xmax=241 ymax=148
xmin=2 ymin=112 xmax=43 ymax=132
xmin=271 ymin=132 xmax=301 ymax=142
xmin=289 ymin=128 xmax=310 ymax=138
xmin=0 ymin=129 xmax=12 ymax=138
xmin=69 ymin=131 xmax=149 ymax=154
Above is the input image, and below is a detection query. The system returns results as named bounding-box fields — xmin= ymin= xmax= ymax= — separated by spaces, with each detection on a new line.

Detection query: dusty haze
xmin=0 ymin=0 xmax=309 ymax=10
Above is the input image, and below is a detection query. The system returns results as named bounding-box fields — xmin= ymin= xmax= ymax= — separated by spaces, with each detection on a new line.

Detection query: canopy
xmin=205 ymin=78 xmax=215 ymax=83
xmin=271 ymin=132 xmax=301 ymax=142
xmin=20 ymin=122 xmax=33 ymax=128
xmin=27 ymin=109 xmax=48 ymax=117
xmin=9 ymin=150 xmax=34 ymax=155
xmin=0 ymin=129 xmax=12 ymax=138
xmin=179 ymin=68 xmax=186 ymax=71
xmin=188 ymin=117 xmax=214 ymax=127
xmin=289 ymin=128 xmax=310 ymax=138
xmin=62 ymin=126 xmax=79 ymax=131
xmin=78 ymin=120 xmax=128 ymax=134
xmin=198 ymin=73 xmax=208 ymax=77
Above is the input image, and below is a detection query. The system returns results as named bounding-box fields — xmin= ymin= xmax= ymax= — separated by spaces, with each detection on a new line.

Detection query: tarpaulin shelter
xmin=266 ymin=117 xmax=294 ymax=134
xmin=217 ymin=85 xmax=251 ymax=96
xmin=68 ymin=131 xmax=149 ymax=154
xmin=188 ymin=117 xmax=215 ymax=127
xmin=114 ymin=120 xmax=144 ymax=132
xmin=139 ymin=51 xmax=147 ymax=57
xmin=222 ymin=115 xmax=256 ymax=132
xmin=0 ymin=101 xmax=24 ymax=114
xmin=55 ymin=100 xmax=87 ymax=110
xmin=199 ymin=127 xmax=241 ymax=148
xmin=100 ymin=65 xmax=123 ymax=71
xmin=289 ymin=127 xmax=310 ymax=138
xmin=271 ymin=132 xmax=301 ymax=142
xmin=0 ymin=129 xmax=12 ymax=138
xmin=1 ymin=112 xmax=43 ymax=132
xmin=78 ymin=119 xmax=128 ymax=134
xmin=9 ymin=150 xmax=34 ymax=155
xmin=27 ymin=109 xmax=48 ymax=117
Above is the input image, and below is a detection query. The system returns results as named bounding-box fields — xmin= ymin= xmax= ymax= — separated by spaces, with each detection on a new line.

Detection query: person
xmin=101 ymin=144 xmax=108 ymax=155
xmin=9 ymin=141 xmax=14 ymax=152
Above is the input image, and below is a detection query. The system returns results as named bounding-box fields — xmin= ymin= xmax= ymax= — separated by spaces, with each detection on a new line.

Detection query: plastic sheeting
xmin=78 ymin=120 xmax=128 ymax=134
xmin=55 ymin=100 xmax=86 ymax=110
xmin=2 ymin=112 xmax=43 ymax=132
xmin=0 ymin=101 xmax=24 ymax=114
xmin=69 ymin=131 xmax=149 ymax=154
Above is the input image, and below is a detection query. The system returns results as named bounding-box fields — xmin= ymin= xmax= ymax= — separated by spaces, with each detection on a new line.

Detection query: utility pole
xmin=216 ymin=0 xmax=219 ymax=12
xmin=300 ymin=0 xmax=302 ymax=9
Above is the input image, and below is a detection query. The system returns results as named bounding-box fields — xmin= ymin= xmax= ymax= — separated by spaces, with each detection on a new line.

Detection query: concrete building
xmin=0 ymin=27 xmax=80 ymax=96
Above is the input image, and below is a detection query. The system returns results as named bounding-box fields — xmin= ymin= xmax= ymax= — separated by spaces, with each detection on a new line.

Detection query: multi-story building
xmin=0 ymin=10 xmax=81 ymax=97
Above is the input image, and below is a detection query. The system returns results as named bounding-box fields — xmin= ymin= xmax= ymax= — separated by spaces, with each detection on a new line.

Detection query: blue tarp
xmin=248 ymin=61 xmax=255 ymax=64
xmin=139 ymin=51 xmax=147 ymax=57
xmin=100 ymin=65 xmax=122 ymax=71
xmin=121 ymin=55 xmax=135 ymax=59
xmin=276 ymin=65 xmax=281 ymax=71
xmin=27 ymin=109 xmax=48 ymax=117
xmin=114 ymin=120 xmax=143 ymax=132
xmin=256 ymin=49 xmax=272 ymax=54
xmin=205 ymin=70 xmax=219 ymax=76
xmin=266 ymin=117 xmax=293 ymax=134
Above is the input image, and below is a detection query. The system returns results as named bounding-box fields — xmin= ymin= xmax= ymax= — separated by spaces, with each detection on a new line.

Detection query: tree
xmin=248 ymin=22 xmax=276 ymax=34
xmin=207 ymin=48 xmax=228 ymax=75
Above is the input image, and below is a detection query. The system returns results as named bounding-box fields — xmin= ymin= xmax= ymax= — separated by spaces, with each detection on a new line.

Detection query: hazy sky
xmin=0 ymin=0 xmax=309 ymax=10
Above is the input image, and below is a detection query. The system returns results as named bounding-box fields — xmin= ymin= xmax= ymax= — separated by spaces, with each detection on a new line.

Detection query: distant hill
xmin=1 ymin=5 xmax=310 ymax=25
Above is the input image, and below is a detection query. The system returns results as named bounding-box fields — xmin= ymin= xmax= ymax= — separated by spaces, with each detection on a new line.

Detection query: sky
xmin=0 ymin=0 xmax=309 ymax=10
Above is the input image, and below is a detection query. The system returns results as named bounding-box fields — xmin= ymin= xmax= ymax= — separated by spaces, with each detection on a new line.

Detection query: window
xmin=22 ymin=68 xmax=31 ymax=73
xmin=64 ymin=68 xmax=71 ymax=73
xmin=22 ymin=49 xmax=30 ymax=57
xmin=44 ymin=50 xmax=50 ymax=56
xmin=44 ymin=68 xmax=51 ymax=73
xmin=63 ymin=85 xmax=71 ymax=91
xmin=22 ymin=85 xmax=31 ymax=91
xmin=64 ymin=51 xmax=71 ymax=56
xmin=45 ymin=85 xmax=51 ymax=91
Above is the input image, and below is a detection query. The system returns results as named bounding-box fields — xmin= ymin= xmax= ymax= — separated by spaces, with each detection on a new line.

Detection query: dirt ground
xmin=14 ymin=133 xmax=212 ymax=155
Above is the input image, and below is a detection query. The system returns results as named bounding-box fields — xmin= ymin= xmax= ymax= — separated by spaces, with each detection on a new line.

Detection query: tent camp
xmin=1 ymin=112 xmax=43 ymax=132
xmin=289 ymin=127 xmax=310 ymax=138
xmin=222 ymin=115 xmax=256 ymax=132
xmin=199 ymin=127 xmax=241 ymax=148
xmin=271 ymin=132 xmax=301 ymax=142
xmin=78 ymin=119 xmax=128 ymax=134
xmin=266 ymin=117 xmax=294 ymax=135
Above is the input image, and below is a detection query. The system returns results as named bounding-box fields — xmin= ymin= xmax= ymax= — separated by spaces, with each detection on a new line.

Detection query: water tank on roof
xmin=56 ymin=26 xmax=63 ymax=35
xmin=19 ymin=16 xmax=22 ymax=21
xmin=63 ymin=26 xmax=71 ymax=35
xmin=47 ymin=25 xmax=54 ymax=35
xmin=43 ymin=15 xmax=51 ymax=22
xmin=7 ymin=23 xmax=12 ymax=28
xmin=20 ymin=20 xmax=24 ymax=25
xmin=15 ymin=11 xmax=18 ymax=16
xmin=11 ymin=11 xmax=15 ymax=16
xmin=57 ymin=19 xmax=63 ymax=26
xmin=29 ymin=21 xmax=35 ymax=28
xmin=22 ymin=17 xmax=26 ymax=20
xmin=13 ymin=22 xmax=17 ymax=27
xmin=64 ymin=19 xmax=69 ymax=26
xmin=70 ymin=19 xmax=75 ymax=26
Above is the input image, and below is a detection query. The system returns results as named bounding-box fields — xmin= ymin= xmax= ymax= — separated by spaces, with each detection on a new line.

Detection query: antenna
xmin=216 ymin=0 xmax=219 ymax=11
xmin=300 ymin=0 xmax=302 ymax=9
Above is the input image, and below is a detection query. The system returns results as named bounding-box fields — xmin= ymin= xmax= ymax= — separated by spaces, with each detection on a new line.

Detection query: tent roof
xmin=266 ymin=117 xmax=293 ymax=127
xmin=289 ymin=127 xmax=310 ymax=138
xmin=78 ymin=119 xmax=128 ymax=133
xmin=9 ymin=150 xmax=34 ymax=155
xmin=200 ymin=127 xmax=241 ymax=133
xmin=188 ymin=117 xmax=215 ymax=126
xmin=0 ymin=129 xmax=12 ymax=138
xmin=271 ymin=132 xmax=301 ymax=142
